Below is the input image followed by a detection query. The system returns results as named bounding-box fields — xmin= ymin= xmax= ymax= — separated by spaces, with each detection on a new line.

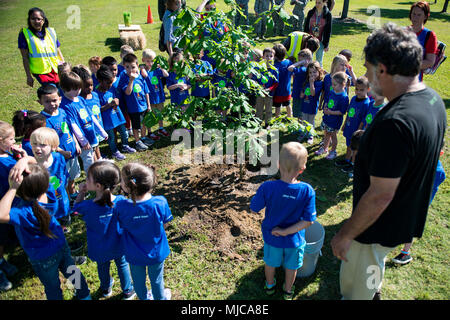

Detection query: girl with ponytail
xmin=0 ymin=164 xmax=91 ymax=300
xmin=73 ymin=161 xmax=135 ymax=300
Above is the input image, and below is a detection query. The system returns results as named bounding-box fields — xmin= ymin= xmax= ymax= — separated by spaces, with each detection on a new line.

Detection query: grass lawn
xmin=0 ymin=0 xmax=448 ymax=300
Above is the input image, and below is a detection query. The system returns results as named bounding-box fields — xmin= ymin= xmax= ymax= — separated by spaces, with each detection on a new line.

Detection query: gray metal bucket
xmin=297 ymin=222 xmax=325 ymax=278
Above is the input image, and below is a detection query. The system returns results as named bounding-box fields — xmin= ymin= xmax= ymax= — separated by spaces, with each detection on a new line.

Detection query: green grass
xmin=0 ymin=0 xmax=449 ymax=300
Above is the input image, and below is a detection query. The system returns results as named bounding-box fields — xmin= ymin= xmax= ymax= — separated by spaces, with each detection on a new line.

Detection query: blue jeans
xmin=129 ymin=261 xmax=166 ymax=300
xmin=29 ymin=242 xmax=90 ymax=300
xmin=97 ymin=255 xmax=133 ymax=294
xmin=316 ymin=41 xmax=325 ymax=67
xmin=106 ymin=124 xmax=129 ymax=154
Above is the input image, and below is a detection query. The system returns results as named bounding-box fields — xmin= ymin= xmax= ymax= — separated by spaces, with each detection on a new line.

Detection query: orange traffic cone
xmin=147 ymin=5 xmax=154 ymax=24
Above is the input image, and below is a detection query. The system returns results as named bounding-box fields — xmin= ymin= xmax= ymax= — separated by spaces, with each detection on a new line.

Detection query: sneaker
xmin=0 ymin=259 xmax=18 ymax=277
xmin=392 ymin=252 xmax=412 ymax=265
xmin=307 ymin=137 xmax=314 ymax=145
xmin=146 ymin=291 xmax=154 ymax=300
xmin=102 ymin=279 xmax=114 ymax=298
xmin=122 ymin=289 xmax=136 ymax=300
xmin=62 ymin=226 xmax=70 ymax=234
xmin=141 ymin=136 xmax=155 ymax=147
xmin=158 ymin=128 xmax=170 ymax=137
xmin=335 ymin=159 xmax=351 ymax=167
xmin=72 ymin=256 xmax=87 ymax=265
xmin=135 ymin=140 xmax=149 ymax=151
xmin=127 ymin=129 xmax=133 ymax=137
xmin=69 ymin=241 xmax=83 ymax=254
xmin=341 ymin=163 xmax=353 ymax=174
xmin=147 ymin=132 xmax=160 ymax=141
xmin=315 ymin=147 xmax=327 ymax=156
xmin=121 ymin=145 xmax=136 ymax=154
xmin=282 ymin=284 xmax=295 ymax=300
xmin=325 ymin=150 xmax=337 ymax=160
xmin=112 ymin=151 xmax=126 ymax=161
xmin=163 ymin=288 xmax=172 ymax=300
xmin=0 ymin=270 xmax=12 ymax=291
xmin=264 ymin=279 xmax=276 ymax=296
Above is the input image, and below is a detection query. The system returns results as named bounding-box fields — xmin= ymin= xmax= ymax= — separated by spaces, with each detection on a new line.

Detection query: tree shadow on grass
xmin=443 ymin=99 xmax=450 ymax=109
xmin=354 ymin=7 xmax=450 ymax=23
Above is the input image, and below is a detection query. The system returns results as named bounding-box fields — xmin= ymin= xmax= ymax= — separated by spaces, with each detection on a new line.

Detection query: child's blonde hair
xmin=57 ymin=61 xmax=72 ymax=77
xmin=279 ymin=142 xmax=308 ymax=173
xmin=298 ymin=48 xmax=313 ymax=62
xmin=120 ymin=45 xmax=134 ymax=59
xmin=332 ymin=71 xmax=348 ymax=85
xmin=142 ymin=49 xmax=156 ymax=60
xmin=330 ymin=54 xmax=348 ymax=75
xmin=252 ymin=49 xmax=263 ymax=61
xmin=30 ymin=127 xmax=59 ymax=150
xmin=0 ymin=121 xmax=14 ymax=142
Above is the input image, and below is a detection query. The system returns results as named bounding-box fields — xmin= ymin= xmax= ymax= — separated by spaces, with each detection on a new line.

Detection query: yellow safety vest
xmin=287 ymin=31 xmax=307 ymax=59
xmin=22 ymin=27 xmax=60 ymax=74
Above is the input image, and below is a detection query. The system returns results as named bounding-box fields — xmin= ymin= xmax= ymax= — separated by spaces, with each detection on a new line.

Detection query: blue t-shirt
xmin=257 ymin=64 xmax=279 ymax=97
xmin=322 ymin=73 xmax=333 ymax=106
xmin=73 ymin=195 xmax=126 ymax=263
xmin=84 ymin=91 xmax=104 ymax=129
xmin=167 ymin=72 xmax=190 ymax=106
xmin=274 ymin=59 xmax=293 ymax=98
xmin=60 ymin=96 xmax=98 ymax=146
xmin=250 ymin=180 xmax=316 ymax=248
xmin=92 ymin=73 xmax=99 ymax=89
xmin=362 ymin=100 xmax=385 ymax=129
xmin=431 ymin=160 xmax=446 ymax=203
xmin=212 ymin=69 xmax=232 ymax=90
xmin=41 ymin=109 xmax=78 ymax=159
xmin=343 ymin=96 xmax=371 ymax=139
xmin=300 ymin=80 xmax=324 ymax=115
xmin=9 ymin=192 xmax=66 ymax=261
xmin=47 ymin=152 xmax=70 ymax=219
xmin=0 ymin=154 xmax=17 ymax=198
xmin=143 ymin=68 xmax=166 ymax=105
xmin=95 ymin=88 xmax=126 ymax=131
xmin=191 ymin=60 xmax=214 ymax=98
xmin=115 ymin=195 xmax=173 ymax=266
xmin=119 ymin=73 xmax=150 ymax=114
xmin=322 ymin=90 xmax=349 ymax=130
xmin=292 ymin=66 xmax=307 ymax=100
xmin=22 ymin=139 xmax=33 ymax=157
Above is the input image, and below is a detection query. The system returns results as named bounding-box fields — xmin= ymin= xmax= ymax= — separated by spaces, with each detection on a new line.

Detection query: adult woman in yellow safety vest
xmin=18 ymin=7 xmax=64 ymax=87
xmin=282 ymin=31 xmax=320 ymax=61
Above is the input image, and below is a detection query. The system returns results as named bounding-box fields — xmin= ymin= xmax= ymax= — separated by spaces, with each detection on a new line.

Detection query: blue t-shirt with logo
xmin=21 ymin=139 xmax=33 ymax=157
xmin=256 ymin=64 xmax=279 ymax=97
xmin=60 ymin=96 xmax=98 ymax=146
xmin=9 ymin=191 xmax=66 ymax=261
xmin=250 ymin=180 xmax=316 ymax=248
xmin=115 ymin=196 xmax=173 ymax=266
xmin=41 ymin=109 xmax=78 ymax=159
xmin=292 ymin=66 xmax=307 ymax=100
xmin=143 ymin=68 xmax=166 ymax=105
xmin=273 ymin=59 xmax=293 ymax=98
xmin=322 ymin=73 xmax=333 ymax=106
xmin=167 ymin=72 xmax=190 ymax=106
xmin=191 ymin=60 xmax=214 ymax=98
xmin=0 ymin=154 xmax=17 ymax=199
xmin=47 ymin=152 xmax=70 ymax=219
xmin=322 ymin=90 xmax=349 ymax=130
xmin=95 ymin=88 xmax=126 ymax=131
xmin=84 ymin=91 xmax=104 ymax=129
xmin=362 ymin=100 xmax=385 ymax=129
xmin=74 ymin=195 xmax=127 ymax=263
xmin=343 ymin=96 xmax=371 ymax=139
xmin=300 ymin=80 xmax=324 ymax=115
xmin=119 ymin=73 xmax=150 ymax=114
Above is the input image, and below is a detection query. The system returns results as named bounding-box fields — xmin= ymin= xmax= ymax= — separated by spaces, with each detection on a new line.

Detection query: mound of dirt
xmin=156 ymin=163 xmax=275 ymax=259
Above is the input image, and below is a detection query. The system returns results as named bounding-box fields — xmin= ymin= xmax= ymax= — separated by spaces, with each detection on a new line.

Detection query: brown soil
xmin=156 ymin=163 xmax=275 ymax=259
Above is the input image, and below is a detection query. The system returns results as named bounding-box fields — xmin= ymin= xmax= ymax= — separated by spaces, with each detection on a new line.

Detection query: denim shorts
xmin=66 ymin=157 xmax=81 ymax=181
xmin=323 ymin=122 xmax=338 ymax=133
xmin=263 ymin=242 xmax=306 ymax=270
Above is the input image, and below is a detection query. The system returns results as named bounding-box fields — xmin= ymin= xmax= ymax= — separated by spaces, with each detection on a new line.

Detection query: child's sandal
xmin=264 ymin=278 xmax=276 ymax=296
xmin=282 ymin=284 xmax=295 ymax=300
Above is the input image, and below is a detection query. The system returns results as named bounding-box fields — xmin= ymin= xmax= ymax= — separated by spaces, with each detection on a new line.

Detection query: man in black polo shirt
xmin=331 ymin=23 xmax=446 ymax=300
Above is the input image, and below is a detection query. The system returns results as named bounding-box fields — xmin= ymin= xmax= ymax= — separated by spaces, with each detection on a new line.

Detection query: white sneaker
xmin=325 ymin=150 xmax=337 ymax=160
xmin=164 ymin=288 xmax=172 ymax=300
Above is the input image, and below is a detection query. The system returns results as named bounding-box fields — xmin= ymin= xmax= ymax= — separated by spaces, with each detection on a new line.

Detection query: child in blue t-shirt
xmin=362 ymin=89 xmax=385 ymax=130
xmin=191 ymin=53 xmax=214 ymax=100
xmin=88 ymin=56 xmax=102 ymax=89
xmin=77 ymin=66 xmax=106 ymax=162
xmin=250 ymin=142 xmax=316 ymax=300
xmin=73 ymin=161 xmax=135 ymax=300
xmin=288 ymin=49 xmax=313 ymax=120
xmin=12 ymin=110 xmax=47 ymax=157
xmin=315 ymin=72 xmax=349 ymax=160
xmin=37 ymin=84 xmax=81 ymax=198
xmin=95 ymin=66 xmax=136 ymax=161
xmin=30 ymin=127 xmax=71 ymax=229
xmin=59 ymin=71 xmax=107 ymax=174
xmin=141 ymin=49 xmax=170 ymax=139
xmin=0 ymin=163 xmax=91 ymax=300
xmin=166 ymin=50 xmax=191 ymax=110
xmin=337 ymin=76 xmax=372 ymax=173
xmin=300 ymin=61 xmax=324 ymax=144
xmin=115 ymin=162 xmax=173 ymax=300
xmin=273 ymin=44 xmax=294 ymax=118
xmin=119 ymin=53 xmax=154 ymax=151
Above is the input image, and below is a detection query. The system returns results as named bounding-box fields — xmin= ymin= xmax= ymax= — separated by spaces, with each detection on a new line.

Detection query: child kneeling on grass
xmin=250 ymin=142 xmax=317 ymax=300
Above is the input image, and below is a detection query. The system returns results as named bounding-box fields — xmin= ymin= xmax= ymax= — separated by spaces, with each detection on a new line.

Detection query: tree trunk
xmin=341 ymin=0 xmax=350 ymax=19
xmin=442 ymin=0 xmax=449 ymax=13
